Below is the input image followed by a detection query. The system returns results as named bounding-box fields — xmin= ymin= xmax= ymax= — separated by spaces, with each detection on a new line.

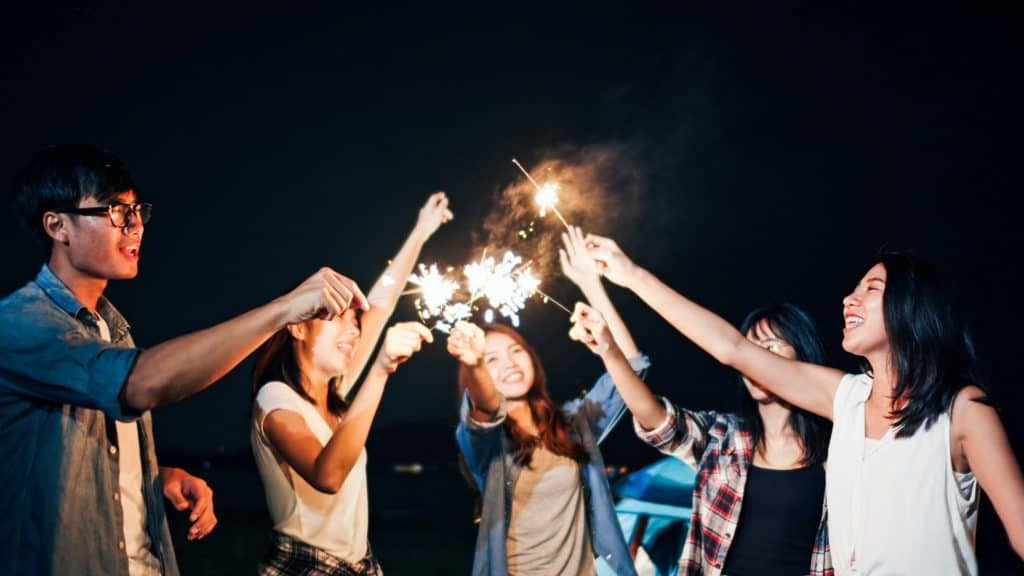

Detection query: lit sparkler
xmin=406 ymin=263 xmax=470 ymax=332
xmin=464 ymin=249 xmax=570 ymax=326
xmin=512 ymin=158 xmax=572 ymax=232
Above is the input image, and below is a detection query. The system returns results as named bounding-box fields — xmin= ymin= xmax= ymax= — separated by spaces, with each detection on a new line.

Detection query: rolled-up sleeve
xmin=633 ymin=396 xmax=678 ymax=448
xmin=566 ymin=353 xmax=651 ymax=443
xmin=459 ymin=389 xmax=508 ymax=431
xmin=0 ymin=310 xmax=140 ymax=421
xmin=455 ymin=390 xmax=508 ymax=490
xmin=634 ymin=398 xmax=715 ymax=470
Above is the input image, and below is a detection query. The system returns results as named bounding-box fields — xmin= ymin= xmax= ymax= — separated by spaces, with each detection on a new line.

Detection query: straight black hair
xmin=870 ymin=251 xmax=984 ymax=437
xmin=13 ymin=144 xmax=136 ymax=255
xmin=738 ymin=303 xmax=832 ymax=464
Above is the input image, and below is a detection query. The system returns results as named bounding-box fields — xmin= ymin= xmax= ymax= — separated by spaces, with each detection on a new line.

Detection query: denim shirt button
xmin=113 ymin=492 xmax=120 ymax=502
xmin=118 ymin=540 xmax=125 ymax=550
xmin=604 ymin=553 xmax=612 ymax=560
xmin=109 ymin=445 xmax=118 ymax=455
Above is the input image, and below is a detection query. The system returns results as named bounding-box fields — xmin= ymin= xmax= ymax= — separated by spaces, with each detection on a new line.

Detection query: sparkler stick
xmin=511 ymin=158 xmax=572 ymax=232
xmin=534 ymin=288 xmax=572 ymax=314
xmin=511 ymin=158 xmax=543 ymax=189
xmin=515 ymin=264 xmax=571 ymax=315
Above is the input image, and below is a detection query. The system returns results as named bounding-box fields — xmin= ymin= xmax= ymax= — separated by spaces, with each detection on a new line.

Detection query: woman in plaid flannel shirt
xmin=562 ymin=230 xmax=833 ymax=575
xmin=582 ymin=238 xmax=1024 ymax=573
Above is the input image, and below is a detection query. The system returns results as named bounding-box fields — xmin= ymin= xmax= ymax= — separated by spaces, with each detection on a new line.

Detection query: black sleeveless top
xmin=720 ymin=463 xmax=825 ymax=576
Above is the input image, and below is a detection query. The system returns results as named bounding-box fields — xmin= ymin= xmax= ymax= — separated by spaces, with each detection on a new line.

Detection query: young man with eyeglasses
xmin=0 ymin=144 xmax=369 ymax=575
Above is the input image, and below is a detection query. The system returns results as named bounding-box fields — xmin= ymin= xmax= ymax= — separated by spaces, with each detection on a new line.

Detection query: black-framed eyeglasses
xmin=60 ymin=202 xmax=153 ymax=228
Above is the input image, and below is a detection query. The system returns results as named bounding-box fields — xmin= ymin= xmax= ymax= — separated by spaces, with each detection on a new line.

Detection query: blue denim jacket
xmin=0 ymin=265 xmax=178 ymax=576
xmin=456 ymin=354 xmax=650 ymax=576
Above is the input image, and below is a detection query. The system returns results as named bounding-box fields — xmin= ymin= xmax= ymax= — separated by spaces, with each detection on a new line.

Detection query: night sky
xmin=3 ymin=2 xmax=1022 ymax=571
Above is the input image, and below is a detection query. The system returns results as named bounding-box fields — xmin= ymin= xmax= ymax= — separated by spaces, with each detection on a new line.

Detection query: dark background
xmin=3 ymin=2 xmax=1021 ymax=573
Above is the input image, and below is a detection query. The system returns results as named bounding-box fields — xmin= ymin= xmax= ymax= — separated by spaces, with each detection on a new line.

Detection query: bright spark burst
xmin=464 ymin=250 xmax=543 ymax=326
xmin=535 ymin=183 xmax=559 ymax=217
xmin=408 ymin=263 xmax=459 ymax=322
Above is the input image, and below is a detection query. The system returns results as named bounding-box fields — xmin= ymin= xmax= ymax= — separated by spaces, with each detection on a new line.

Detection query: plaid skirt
xmin=257 ymin=531 xmax=383 ymax=576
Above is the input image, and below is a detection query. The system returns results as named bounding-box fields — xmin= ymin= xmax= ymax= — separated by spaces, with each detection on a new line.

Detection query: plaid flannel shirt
xmin=634 ymin=398 xmax=832 ymax=576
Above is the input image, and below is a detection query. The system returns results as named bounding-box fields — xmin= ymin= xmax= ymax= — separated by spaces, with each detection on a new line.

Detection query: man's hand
xmin=160 ymin=467 xmax=217 ymax=541
xmin=280 ymin=268 xmax=369 ymax=323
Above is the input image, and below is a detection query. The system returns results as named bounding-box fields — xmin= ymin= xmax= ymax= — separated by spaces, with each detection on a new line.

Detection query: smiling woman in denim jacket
xmin=446 ymin=230 xmax=649 ymax=576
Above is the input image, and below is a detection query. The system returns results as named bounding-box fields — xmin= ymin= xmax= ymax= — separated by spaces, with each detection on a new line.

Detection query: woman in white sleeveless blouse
xmin=249 ymin=193 xmax=452 ymax=575
xmin=581 ymin=238 xmax=1024 ymax=574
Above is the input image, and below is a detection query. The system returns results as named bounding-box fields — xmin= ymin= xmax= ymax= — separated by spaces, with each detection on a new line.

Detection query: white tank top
xmin=251 ymin=381 xmax=369 ymax=563
xmin=827 ymin=373 xmax=978 ymax=575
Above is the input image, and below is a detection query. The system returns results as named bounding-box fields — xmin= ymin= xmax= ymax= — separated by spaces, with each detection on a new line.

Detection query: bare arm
xmin=560 ymin=226 xmax=639 ymax=358
xmin=447 ymin=321 xmax=502 ymax=421
xmin=587 ymin=234 xmax=843 ymax=420
xmin=568 ymin=302 xmax=665 ymax=429
xmin=264 ymin=322 xmax=432 ymax=493
xmin=123 ymin=268 xmax=368 ymax=412
xmin=343 ymin=192 xmax=452 ymax=391
xmin=954 ymin=387 xmax=1024 ymax=560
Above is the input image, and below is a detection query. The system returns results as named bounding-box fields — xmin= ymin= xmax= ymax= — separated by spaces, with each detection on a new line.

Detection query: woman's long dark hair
xmin=738 ymin=303 xmax=831 ymax=465
xmin=869 ymin=251 xmax=983 ymax=438
xmin=252 ymin=326 xmax=349 ymax=416
xmin=458 ymin=323 xmax=587 ymax=468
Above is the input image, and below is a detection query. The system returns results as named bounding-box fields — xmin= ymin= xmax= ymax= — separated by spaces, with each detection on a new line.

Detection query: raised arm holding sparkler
xmin=341 ymin=191 xmax=453 ymax=390
xmin=559 ymin=225 xmax=640 ymax=360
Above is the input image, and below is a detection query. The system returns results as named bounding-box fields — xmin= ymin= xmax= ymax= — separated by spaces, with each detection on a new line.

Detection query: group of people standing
xmin=1 ymin=144 xmax=1022 ymax=575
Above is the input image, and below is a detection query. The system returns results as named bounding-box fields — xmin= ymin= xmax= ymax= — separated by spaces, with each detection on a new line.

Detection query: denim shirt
xmin=0 ymin=265 xmax=178 ymax=576
xmin=456 ymin=354 xmax=650 ymax=576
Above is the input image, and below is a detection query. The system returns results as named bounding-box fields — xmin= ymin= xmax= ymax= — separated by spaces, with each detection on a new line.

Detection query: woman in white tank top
xmin=250 ymin=193 xmax=452 ymax=575
xmin=581 ymin=238 xmax=1024 ymax=574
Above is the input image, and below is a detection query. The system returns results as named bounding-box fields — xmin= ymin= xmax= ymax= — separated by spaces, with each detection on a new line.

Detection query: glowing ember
xmin=512 ymin=158 xmax=572 ymax=232
xmin=535 ymin=183 xmax=559 ymax=217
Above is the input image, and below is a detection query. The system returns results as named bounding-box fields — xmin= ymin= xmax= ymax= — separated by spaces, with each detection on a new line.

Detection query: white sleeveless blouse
xmin=827 ymin=373 xmax=978 ymax=575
